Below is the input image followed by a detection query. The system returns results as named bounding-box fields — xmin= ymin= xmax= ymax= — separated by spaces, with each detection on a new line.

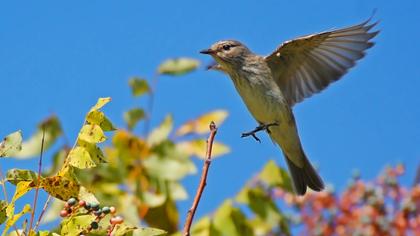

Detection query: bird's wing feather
xmin=264 ymin=18 xmax=379 ymax=106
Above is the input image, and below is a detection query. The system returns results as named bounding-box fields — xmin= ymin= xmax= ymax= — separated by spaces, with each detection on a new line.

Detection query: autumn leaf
xmin=124 ymin=107 xmax=146 ymax=130
xmin=0 ymin=131 xmax=22 ymax=158
xmin=177 ymin=139 xmax=230 ymax=159
xmin=129 ymin=77 xmax=151 ymax=97
xmin=147 ymin=115 xmax=173 ymax=146
xmin=176 ymin=110 xmax=228 ymax=136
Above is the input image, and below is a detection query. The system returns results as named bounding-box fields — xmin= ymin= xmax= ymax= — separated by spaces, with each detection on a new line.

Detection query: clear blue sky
xmin=1 ymin=0 xmax=419 ymax=228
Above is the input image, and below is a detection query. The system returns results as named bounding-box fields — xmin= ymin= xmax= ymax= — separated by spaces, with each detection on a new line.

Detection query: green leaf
xmin=129 ymin=77 xmax=150 ymax=97
xmin=144 ymin=199 xmax=178 ymax=234
xmin=190 ymin=216 xmax=220 ymax=236
xmin=124 ymin=108 xmax=146 ymax=130
xmin=157 ymin=58 xmax=200 ymax=76
xmin=6 ymin=169 xmax=38 ymax=185
xmin=14 ymin=116 xmax=62 ymax=159
xmin=147 ymin=115 xmax=173 ymax=146
xmin=212 ymin=200 xmax=253 ymax=236
xmin=141 ymin=191 xmax=167 ymax=208
xmin=41 ymin=199 xmax=64 ymax=224
xmin=60 ymin=214 xmax=96 ymax=236
xmin=132 ymin=227 xmax=167 ymax=236
xmin=168 ymin=182 xmax=188 ymax=201
xmin=0 ymin=131 xmax=22 ymax=158
xmin=86 ymin=110 xmax=116 ymax=131
xmin=236 ymin=187 xmax=289 ymax=234
xmin=259 ymin=160 xmax=293 ymax=192
xmin=143 ymin=154 xmax=196 ymax=181
xmin=0 ymin=200 xmax=7 ymax=225
xmin=79 ymin=124 xmax=106 ymax=143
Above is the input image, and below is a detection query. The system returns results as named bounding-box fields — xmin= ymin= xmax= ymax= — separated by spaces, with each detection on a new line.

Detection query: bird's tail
xmin=284 ymin=149 xmax=324 ymax=195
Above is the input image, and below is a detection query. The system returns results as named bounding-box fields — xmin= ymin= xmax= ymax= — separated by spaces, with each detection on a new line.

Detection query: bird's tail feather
xmin=285 ymin=151 xmax=324 ymax=195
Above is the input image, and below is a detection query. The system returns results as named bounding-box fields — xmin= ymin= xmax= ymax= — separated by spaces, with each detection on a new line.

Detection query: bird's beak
xmin=200 ymin=48 xmax=215 ymax=54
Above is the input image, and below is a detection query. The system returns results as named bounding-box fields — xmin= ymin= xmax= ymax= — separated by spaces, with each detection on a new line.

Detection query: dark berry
xmin=67 ymin=197 xmax=77 ymax=206
xmin=91 ymin=202 xmax=100 ymax=211
xmin=84 ymin=202 xmax=92 ymax=210
xmin=101 ymin=206 xmax=110 ymax=214
xmin=94 ymin=209 xmax=102 ymax=216
xmin=90 ymin=221 xmax=99 ymax=230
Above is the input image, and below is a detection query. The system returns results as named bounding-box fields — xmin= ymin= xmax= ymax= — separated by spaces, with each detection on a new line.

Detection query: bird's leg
xmin=241 ymin=122 xmax=279 ymax=143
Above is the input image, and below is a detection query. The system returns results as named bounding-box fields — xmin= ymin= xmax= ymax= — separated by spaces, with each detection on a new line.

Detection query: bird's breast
xmin=231 ymin=71 xmax=289 ymax=124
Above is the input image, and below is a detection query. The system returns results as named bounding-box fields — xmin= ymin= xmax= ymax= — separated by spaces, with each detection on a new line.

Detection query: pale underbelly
xmin=234 ymin=81 xmax=303 ymax=155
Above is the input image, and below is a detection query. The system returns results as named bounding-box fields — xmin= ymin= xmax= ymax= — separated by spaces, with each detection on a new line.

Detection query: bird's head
xmin=200 ymin=40 xmax=252 ymax=72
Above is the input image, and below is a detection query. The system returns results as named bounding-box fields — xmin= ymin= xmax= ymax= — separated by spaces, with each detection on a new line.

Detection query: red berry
xmin=110 ymin=216 xmax=124 ymax=225
xmin=79 ymin=200 xmax=86 ymax=207
xmin=64 ymin=202 xmax=70 ymax=209
xmin=109 ymin=206 xmax=116 ymax=214
xmin=60 ymin=209 xmax=69 ymax=217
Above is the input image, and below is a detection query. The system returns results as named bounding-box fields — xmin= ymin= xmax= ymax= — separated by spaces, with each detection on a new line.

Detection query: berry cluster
xmin=60 ymin=197 xmax=124 ymax=235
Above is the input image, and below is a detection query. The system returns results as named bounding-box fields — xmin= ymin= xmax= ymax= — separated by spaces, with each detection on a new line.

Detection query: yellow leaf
xmin=6 ymin=181 xmax=33 ymax=217
xmin=2 ymin=204 xmax=31 ymax=236
xmin=177 ymin=139 xmax=230 ymax=159
xmin=89 ymin=97 xmax=111 ymax=112
xmin=67 ymin=146 xmax=96 ymax=169
xmin=78 ymin=124 xmax=106 ymax=143
xmin=147 ymin=115 xmax=173 ymax=146
xmin=60 ymin=214 xmax=96 ymax=236
xmin=86 ymin=110 xmax=116 ymax=131
xmin=41 ymin=176 xmax=80 ymax=201
xmin=176 ymin=110 xmax=228 ymax=136
xmin=0 ymin=131 xmax=22 ymax=158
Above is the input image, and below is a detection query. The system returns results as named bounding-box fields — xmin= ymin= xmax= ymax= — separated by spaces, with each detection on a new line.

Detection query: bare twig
xmin=33 ymin=195 xmax=52 ymax=231
xmin=28 ymin=128 xmax=46 ymax=233
xmin=182 ymin=122 xmax=218 ymax=236
xmin=143 ymin=74 xmax=159 ymax=136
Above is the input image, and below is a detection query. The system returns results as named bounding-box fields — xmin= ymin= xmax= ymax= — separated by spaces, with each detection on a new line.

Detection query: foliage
xmin=0 ymin=55 xmax=418 ymax=236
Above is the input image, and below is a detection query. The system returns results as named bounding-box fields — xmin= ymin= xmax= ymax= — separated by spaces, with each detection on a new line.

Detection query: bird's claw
xmin=241 ymin=122 xmax=279 ymax=143
xmin=241 ymin=132 xmax=261 ymax=143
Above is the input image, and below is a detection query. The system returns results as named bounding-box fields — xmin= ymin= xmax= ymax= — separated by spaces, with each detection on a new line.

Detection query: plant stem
xmin=182 ymin=122 xmax=218 ymax=236
xmin=28 ymin=128 xmax=46 ymax=234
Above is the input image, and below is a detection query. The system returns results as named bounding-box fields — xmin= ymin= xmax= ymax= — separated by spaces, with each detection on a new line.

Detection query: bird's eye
xmin=222 ymin=45 xmax=231 ymax=51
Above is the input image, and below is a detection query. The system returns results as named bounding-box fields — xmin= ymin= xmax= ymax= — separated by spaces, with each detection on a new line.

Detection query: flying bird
xmin=200 ymin=17 xmax=379 ymax=195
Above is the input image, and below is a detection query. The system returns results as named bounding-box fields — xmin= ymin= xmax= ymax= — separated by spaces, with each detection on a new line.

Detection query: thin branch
xmin=28 ymin=128 xmax=46 ymax=233
xmin=143 ymin=74 xmax=159 ymax=136
xmin=182 ymin=121 xmax=218 ymax=236
xmin=33 ymin=195 xmax=52 ymax=231
xmin=0 ymin=167 xmax=9 ymax=202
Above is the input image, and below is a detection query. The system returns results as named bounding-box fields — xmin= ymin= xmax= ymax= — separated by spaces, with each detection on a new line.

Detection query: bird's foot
xmin=241 ymin=122 xmax=279 ymax=143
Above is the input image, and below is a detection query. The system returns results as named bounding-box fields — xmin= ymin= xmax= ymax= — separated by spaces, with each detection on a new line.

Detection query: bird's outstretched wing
xmin=264 ymin=18 xmax=379 ymax=106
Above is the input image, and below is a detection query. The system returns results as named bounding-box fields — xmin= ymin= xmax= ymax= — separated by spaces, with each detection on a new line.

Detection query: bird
xmin=200 ymin=17 xmax=379 ymax=195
